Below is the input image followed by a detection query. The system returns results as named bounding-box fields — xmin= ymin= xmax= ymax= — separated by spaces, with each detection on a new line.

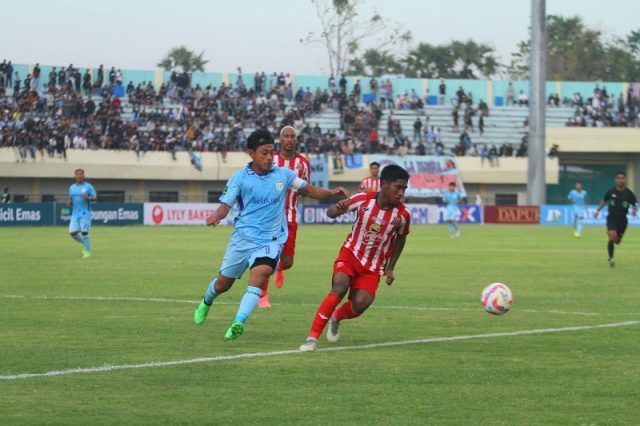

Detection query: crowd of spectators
xmin=565 ymin=85 xmax=639 ymax=127
xmin=0 ymin=61 xmax=387 ymax=163
xmin=2 ymin=60 xmax=637 ymax=165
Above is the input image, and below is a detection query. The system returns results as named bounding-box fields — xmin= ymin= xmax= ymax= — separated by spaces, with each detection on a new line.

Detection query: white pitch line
xmin=0 ymin=294 xmax=197 ymax=305
xmin=2 ymin=294 xmax=640 ymax=317
xmin=1 ymin=320 xmax=638 ymax=381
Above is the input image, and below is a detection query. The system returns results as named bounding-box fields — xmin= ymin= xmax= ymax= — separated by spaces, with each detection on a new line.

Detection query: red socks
xmin=309 ymin=292 xmax=342 ymax=339
xmin=334 ymin=301 xmax=361 ymax=321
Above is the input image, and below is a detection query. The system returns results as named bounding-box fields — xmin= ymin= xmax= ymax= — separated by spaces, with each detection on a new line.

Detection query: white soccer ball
xmin=481 ymin=283 xmax=513 ymax=315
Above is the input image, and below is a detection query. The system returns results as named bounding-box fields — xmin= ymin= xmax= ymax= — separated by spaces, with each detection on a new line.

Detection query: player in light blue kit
xmin=193 ymin=130 xmax=349 ymax=341
xmin=67 ymin=169 xmax=97 ymax=258
xmin=442 ymin=181 xmax=462 ymax=238
xmin=567 ymin=181 xmax=587 ymax=238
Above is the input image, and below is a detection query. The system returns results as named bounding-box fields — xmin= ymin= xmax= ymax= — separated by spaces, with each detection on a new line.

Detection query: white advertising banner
xmin=143 ymin=203 xmax=235 ymax=226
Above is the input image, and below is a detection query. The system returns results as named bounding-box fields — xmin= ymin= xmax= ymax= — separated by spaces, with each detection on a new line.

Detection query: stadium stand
xmin=2 ymin=63 xmax=637 ymax=163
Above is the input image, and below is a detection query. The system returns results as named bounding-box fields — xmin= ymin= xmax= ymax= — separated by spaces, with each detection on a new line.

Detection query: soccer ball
xmin=481 ymin=283 xmax=513 ymax=315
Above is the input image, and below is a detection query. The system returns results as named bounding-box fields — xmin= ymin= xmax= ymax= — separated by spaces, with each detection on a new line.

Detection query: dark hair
xmin=575 ymin=180 xmax=582 ymax=184
xmin=615 ymin=171 xmax=626 ymax=177
xmin=370 ymin=162 xmax=380 ymax=168
xmin=74 ymin=168 xmax=84 ymax=174
xmin=449 ymin=181 xmax=456 ymax=187
xmin=247 ymin=130 xmax=274 ymax=151
xmin=380 ymin=164 xmax=409 ymax=182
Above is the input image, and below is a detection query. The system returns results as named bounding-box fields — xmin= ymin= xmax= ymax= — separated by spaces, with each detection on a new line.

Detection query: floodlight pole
xmin=527 ymin=0 xmax=547 ymax=205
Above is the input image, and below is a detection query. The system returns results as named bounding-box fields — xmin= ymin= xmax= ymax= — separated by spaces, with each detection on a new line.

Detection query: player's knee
xmin=215 ymin=275 xmax=235 ymax=293
xmin=330 ymin=283 xmax=349 ymax=298
xmin=81 ymin=232 xmax=89 ymax=236
xmin=352 ymin=298 xmax=373 ymax=314
xmin=69 ymin=232 xmax=78 ymax=238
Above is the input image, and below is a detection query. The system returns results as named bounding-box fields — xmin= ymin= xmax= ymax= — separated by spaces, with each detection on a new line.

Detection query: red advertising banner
xmin=483 ymin=206 xmax=540 ymax=224
xmin=369 ymin=155 xmax=466 ymax=197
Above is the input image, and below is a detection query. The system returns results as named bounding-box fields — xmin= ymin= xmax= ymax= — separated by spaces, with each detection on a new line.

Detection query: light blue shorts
xmin=573 ymin=207 xmax=586 ymax=220
xmin=69 ymin=216 xmax=91 ymax=233
xmin=219 ymin=233 xmax=282 ymax=279
xmin=446 ymin=207 xmax=460 ymax=221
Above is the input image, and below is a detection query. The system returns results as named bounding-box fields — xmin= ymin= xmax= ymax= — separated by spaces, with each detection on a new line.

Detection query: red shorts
xmin=332 ymin=247 xmax=381 ymax=298
xmin=282 ymin=222 xmax=297 ymax=257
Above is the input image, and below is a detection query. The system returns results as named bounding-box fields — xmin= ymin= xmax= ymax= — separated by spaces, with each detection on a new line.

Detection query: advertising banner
xmin=436 ymin=204 xmax=483 ymax=224
xmin=57 ymin=203 xmax=143 ymax=226
xmin=143 ymin=203 xmax=235 ymax=226
xmin=0 ymin=203 xmax=54 ymax=226
xmin=541 ymin=205 xmax=640 ymax=226
xmin=368 ymin=155 xmax=466 ymax=198
xmin=484 ymin=205 xmax=540 ymax=224
xmin=300 ymin=205 xmax=360 ymax=224
xmin=299 ymin=204 xmax=481 ymax=225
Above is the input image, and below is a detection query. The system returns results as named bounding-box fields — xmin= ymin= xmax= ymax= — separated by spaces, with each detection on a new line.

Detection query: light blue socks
xmin=234 ymin=286 xmax=263 ymax=324
xmin=203 ymin=278 xmax=219 ymax=305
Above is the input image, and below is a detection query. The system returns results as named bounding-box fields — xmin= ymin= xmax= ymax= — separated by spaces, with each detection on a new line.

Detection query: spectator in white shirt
xmin=73 ymin=133 xmax=87 ymax=150
xmin=518 ymin=91 xmax=528 ymax=107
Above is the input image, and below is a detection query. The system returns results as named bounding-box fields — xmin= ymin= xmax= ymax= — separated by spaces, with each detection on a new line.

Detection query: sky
xmin=3 ymin=0 xmax=638 ymax=76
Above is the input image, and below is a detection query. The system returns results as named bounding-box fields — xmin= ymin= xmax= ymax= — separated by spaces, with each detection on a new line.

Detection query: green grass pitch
xmin=1 ymin=225 xmax=639 ymax=425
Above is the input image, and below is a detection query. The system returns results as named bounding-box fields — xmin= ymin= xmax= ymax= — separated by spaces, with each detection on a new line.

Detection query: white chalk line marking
xmin=2 ymin=294 xmax=639 ymax=317
xmin=1 ymin=320 xmax=638 ymax=381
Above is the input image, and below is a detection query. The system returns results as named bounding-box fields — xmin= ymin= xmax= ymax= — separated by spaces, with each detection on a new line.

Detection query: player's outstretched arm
xmin=384 ymin=235 xmax=406 ymax=286
xmin=207 ymin=203 xmax=231 ymax=227
xmin=299 ymin=185 xmax=349 ymax=201
xmin=327 ymin=199 xmax=350 ymax=219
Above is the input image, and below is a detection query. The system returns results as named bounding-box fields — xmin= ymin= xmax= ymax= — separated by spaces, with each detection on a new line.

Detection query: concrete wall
xmin=1 ymin=148 xmax=560 ymax=204
xmin=547 ymin=128 xmax=640 ymax=153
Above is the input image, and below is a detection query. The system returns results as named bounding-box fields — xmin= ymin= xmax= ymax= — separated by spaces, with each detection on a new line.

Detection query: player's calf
xmin=280 ymin=255 xmax=294 ymax=271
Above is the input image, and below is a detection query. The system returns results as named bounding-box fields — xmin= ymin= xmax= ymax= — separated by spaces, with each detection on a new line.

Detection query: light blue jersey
xmin=69 ymin=182 xmax=96 ymax=219
xmin=443 ymin=189 xmax=462 ymax=221
xmin=217 ymin=163 xmax=307 ymax=279
xmin=568 ymin=189 xmax=587 ymax=216
xmin=220 ymin=163 xmax=306 ymax=244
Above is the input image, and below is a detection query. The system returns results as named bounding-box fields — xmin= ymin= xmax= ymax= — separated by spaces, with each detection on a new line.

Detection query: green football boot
xmin=224 ymin=321 xmax=244 ymax=341
xmin=193 ymin=300 xmax=211 ymax=325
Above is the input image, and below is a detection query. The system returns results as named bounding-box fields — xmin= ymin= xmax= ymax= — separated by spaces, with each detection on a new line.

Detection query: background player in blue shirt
xmin=442 ymin=182 xmax=462 ymax=238
xmin=567 ymin=181 xmax=587 ymax=238
xmin=67 ymin=168 xmax=97 ymax=258
xmin=193 ymin=130 xmax=349 ymax=341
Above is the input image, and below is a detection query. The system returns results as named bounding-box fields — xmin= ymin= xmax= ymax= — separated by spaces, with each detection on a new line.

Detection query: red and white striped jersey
xmin=359 ymin=176 xmax=380 ymax=192
xmin=274 ymin=152 xmax=311 ymax=223
xmin=342 ymin=192 xmax=411 ymax=275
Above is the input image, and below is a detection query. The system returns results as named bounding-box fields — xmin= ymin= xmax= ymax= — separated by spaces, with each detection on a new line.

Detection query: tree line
xmin=301 ymin=1 xmax=640 ymax=81
xmin=157 ymin=0 xmax=640 ymax=82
